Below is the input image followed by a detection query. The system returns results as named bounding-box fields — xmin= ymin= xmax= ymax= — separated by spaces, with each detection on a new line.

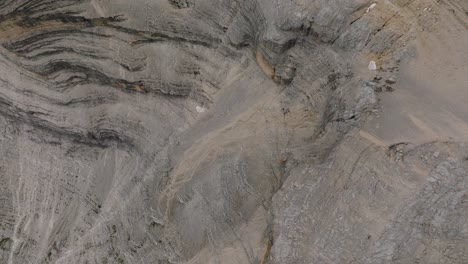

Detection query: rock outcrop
xmin=0 ymin=0 xmax=467 ymax=263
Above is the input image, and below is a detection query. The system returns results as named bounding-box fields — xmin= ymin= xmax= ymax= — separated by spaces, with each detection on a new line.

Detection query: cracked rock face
xmin=0 ymin=0 xmax=467 ymax=263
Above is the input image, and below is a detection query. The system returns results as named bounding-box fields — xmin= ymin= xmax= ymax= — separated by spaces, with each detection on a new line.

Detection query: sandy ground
xmin=362 ymin=7 xmax=468 ymax=145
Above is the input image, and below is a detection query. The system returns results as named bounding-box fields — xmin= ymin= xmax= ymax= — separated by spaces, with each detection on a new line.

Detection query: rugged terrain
xmin=0 ymin=0 xmax=467 ymax=263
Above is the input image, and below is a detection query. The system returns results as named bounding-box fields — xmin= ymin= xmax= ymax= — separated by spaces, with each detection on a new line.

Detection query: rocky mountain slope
xmin=0 ymin=0 xmax=467 ymax=263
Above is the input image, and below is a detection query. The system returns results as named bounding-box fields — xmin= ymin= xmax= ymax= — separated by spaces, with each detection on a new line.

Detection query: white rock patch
xmin=196 ymin=106 xmax=207 ymax=113
xmin=366 ymin=3 xmax=377 ymax=13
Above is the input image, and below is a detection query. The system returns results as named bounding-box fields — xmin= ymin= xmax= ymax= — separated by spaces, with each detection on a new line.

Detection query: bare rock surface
xmin=0 ymin=0 xmax=467 ymax=263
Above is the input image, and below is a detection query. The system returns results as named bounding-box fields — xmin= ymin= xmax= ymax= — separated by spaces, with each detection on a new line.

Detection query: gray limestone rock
xmin=0 ymin=0 xmax=467 ymax=263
